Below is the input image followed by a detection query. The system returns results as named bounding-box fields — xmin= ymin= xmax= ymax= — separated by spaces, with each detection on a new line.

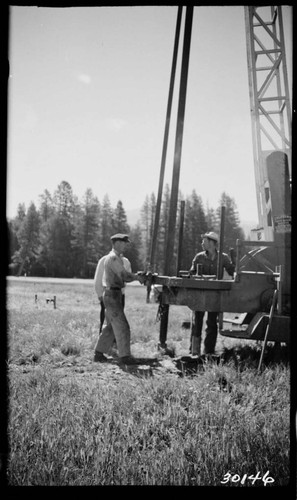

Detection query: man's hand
xmin=137 ymin=270 xmax=156 ymax=286
xmin=137 ymin=271 xmax=147 ymax=284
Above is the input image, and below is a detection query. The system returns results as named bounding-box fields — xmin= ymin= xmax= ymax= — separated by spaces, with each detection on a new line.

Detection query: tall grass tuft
xmin=8 ymin=362 xmax=290 ymax=486
xmin=6 ymin=278 xmax=291 ymax=486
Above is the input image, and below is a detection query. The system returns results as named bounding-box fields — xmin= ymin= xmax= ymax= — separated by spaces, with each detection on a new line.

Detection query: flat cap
xmin=110 ymin=233 xmax=131 ymax=242
xmin=202 ymin=231 xmax=219 ymax=242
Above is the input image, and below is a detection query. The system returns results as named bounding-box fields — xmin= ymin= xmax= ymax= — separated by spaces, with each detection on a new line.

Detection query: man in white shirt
xmin=94 ymin=253 xmax=132 ymax=332
xmin=94 ymin=233 xmax=145 ymax=364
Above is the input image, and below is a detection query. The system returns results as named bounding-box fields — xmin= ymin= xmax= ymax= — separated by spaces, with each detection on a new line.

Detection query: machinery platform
xmin=220 ymin=312 xmax=290 ymax=342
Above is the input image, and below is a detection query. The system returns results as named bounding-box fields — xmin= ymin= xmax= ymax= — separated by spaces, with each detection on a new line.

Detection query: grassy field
xmin=6 ymin=277 xmax=291 ymax=487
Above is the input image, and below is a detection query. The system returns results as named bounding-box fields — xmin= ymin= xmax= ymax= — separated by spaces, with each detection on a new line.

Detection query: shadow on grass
xmin=220 ymin=342 xmax=290 ymax=369
xmin=170 ymin=343 xmax=290 ymax=377
xmin=11 ymin=342 xmax=290 ymax=380
xmin=105 ymin=342 xmax=290 ymax=378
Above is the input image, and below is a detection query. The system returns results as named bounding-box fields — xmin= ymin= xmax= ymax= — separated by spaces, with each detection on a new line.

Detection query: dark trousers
xmin=191 ymin=311 xmax=218 ymax=354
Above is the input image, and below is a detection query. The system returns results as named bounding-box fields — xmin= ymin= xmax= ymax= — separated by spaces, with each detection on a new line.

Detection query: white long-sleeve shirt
xmin=94 ymin=253 xmax=132 ymax=299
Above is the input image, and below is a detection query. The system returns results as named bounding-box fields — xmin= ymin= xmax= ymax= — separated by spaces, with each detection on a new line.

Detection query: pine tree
xmin=140 ymin=194 xmax=156 ymax=269
xmin=99 ymin=195 xmax=114 ymax=256
xmin=12 ymin=203 xmax=27 ymax=234
xmin=81 ymin=189 xmax=101 ymax=278
xmin=12 ymin=202 xmax=40 ymax=276
xmin=7 ymin=220 xmax=20 ymax=275
xmin=46 ymin=181 xmax=76 ymax=277
xmin=158 ymin=184 xmax=171 ymax=274
xmin=182 ymin=190 xmax=208 ymax=269
xmin=8 ymin=179 xmax=248 ymax=280
xmin=44 ymin=214 xmax=75 ymax=277
xmin=216 ymin=192 xmax=245 ymax=252
xmin=39 ymin=189 xmax=54 ymax=222
xmin=112 ymin=200 xmax=130 ymax=235
xmin=205 ymin=202 xmax=217 ymax=232
xmin=16 ymin=203 xmax=26 ymax=220
xmin=69 ymin=199 xmax=85 ymax=278
xmin=37 ymin=215 xmax=55 ymax=277
xmin=140 ymin=195 xmax=150 ymax=266
xmin=149 ymin=192 xmax=156 ymax=249
xmin=124 ymin=223 xmax=143 ymax=271
xmin=53 ymin=181 xmax=74 ymax=218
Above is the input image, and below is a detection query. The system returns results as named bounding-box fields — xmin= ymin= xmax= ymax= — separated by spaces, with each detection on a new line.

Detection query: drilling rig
xmin=146 ymin=6 xmax=291 ymax=353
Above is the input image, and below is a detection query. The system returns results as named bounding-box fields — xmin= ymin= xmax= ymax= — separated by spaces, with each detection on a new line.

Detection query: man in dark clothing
xmin=189 ymin=232 xmax=235 ymax=356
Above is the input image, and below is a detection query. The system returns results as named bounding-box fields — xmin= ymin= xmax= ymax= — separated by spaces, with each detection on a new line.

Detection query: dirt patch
xmin=8 ymin=343 xmax=290 ymax=383
xmin=7 ymin=352 xmax=225 ymax=383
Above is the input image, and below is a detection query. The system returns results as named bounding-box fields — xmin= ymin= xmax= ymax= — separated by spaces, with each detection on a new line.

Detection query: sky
xmin=6 ymin=5 xmax=292 ymax=225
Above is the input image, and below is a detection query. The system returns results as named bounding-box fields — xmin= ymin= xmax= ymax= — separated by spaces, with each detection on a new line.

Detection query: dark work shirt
xmin=190 ymin=250 xmax=234 ymax=277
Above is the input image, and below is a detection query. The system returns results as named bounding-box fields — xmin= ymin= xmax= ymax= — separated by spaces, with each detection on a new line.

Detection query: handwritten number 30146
xmin=221 ymin=471 xmax=275 ymax=486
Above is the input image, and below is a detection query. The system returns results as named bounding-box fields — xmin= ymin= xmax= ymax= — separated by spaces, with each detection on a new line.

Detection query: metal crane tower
xmin=146 ymin=6 xmax=291 ymax=352
xmin=244 ymin=6 xmax=292 ymax=241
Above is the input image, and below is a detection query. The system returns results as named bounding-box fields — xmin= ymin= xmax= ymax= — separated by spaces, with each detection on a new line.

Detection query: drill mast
xmin=244 ymin=6 xmax=292 ymax=241
xmin=149 ymin=6 xmax=291 ymax=347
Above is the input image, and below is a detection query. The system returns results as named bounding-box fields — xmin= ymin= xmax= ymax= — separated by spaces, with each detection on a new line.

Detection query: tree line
xmin=7 ymin=180 xmax=245 ymax=278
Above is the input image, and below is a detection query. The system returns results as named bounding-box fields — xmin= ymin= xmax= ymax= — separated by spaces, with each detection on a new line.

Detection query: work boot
xmin=119 ymin=356 xmax=138 ymax=366
xmin=94 ymin=351 xmax=109 ymax=363
xmin=191 ymin=336 xmax=201 ymax=357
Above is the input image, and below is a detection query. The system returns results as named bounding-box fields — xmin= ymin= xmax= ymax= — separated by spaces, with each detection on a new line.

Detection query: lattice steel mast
xmin=244 ymin=6 xmax=291 ymax=241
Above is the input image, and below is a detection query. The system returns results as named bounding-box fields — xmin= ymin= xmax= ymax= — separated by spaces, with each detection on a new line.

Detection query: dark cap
xmin=110 ymin=233 xmax=130 ymax=242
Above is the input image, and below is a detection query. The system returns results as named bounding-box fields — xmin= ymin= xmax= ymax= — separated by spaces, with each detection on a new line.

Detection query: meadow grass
xmin=6 ymin=278 xmax=291 ymax=486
